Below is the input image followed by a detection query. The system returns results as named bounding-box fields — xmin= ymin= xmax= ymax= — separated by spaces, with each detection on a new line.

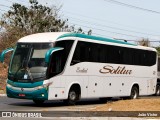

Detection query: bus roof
xmin=18 ymin=32 xmax=68 ymax=43
xmin=57 ymin=33 xmax=136 ymax=46
xmin=17 ymin=32 xmax=156 ymax=52
xmin=58 ymin=33 xmax=157 ymax=51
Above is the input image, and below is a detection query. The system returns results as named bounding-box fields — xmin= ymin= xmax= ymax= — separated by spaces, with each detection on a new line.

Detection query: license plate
xmin=19 ymin=94 xmax=25 ymax=97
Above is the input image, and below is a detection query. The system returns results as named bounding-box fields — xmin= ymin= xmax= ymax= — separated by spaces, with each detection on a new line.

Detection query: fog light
xmin=42 ymin=94 xmax=44 ymax=97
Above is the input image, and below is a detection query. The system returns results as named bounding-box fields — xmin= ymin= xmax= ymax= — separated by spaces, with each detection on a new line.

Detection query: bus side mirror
xmin=0 ymin=48 xmax=14 ymax=63
xmin=45 ymin=47 xmax=64 ymax=64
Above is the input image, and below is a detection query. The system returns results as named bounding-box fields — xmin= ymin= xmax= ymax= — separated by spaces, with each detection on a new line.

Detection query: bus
xmin=0 ymin=32 xmax=157 ymax=105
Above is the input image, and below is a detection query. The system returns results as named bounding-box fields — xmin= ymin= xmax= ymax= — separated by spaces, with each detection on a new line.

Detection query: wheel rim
xmin=69 ymin=91 xmax=76 ymax=101
xmin=156 ymin=86 xmax=160 ymax=95
xmin=131 ymin=89 xmax=137 ymax=99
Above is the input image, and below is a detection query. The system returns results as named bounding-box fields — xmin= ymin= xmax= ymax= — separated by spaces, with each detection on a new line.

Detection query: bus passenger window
xmin=71 ymin=41 xmax=89 ymax=65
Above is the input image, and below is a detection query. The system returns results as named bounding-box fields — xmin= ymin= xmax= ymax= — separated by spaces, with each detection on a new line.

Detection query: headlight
xmin=34 ymin=82 xmax=52 ymax=90
xmin=7 ymin=83 xmax=12 ymax=88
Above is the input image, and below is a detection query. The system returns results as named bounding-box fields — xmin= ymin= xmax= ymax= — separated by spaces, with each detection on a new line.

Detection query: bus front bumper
xmin=6 ymin=86 xmax=48 ymax=100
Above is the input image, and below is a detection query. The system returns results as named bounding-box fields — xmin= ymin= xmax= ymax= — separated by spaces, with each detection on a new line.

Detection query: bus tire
xmin=33 ymin=100 xmax=45 ymax=105
xmin=65 ymin=88 xmax=80 ymax=105
xmin=130 ymin=86 xmax=139 ymax=99
xmin=155 ymin=85 xmax=160 ymax=96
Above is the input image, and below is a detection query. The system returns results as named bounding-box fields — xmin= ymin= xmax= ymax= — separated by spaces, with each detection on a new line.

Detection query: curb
xmin=0 ymin=94 xmax=6 ymax=96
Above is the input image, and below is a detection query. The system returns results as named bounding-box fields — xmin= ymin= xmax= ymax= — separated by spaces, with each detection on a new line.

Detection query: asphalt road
xmin=0 ymin=96 xmax=108 ymax=111
xmin=0 ymin=96 xmax=111 ymax=119
xmin=0 ymin=96 xmax=159 ymax=119
xmin=0 ymin=96 xmax=160 ymax=111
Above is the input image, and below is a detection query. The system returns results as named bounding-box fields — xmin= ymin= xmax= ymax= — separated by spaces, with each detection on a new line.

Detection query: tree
xmin=136 ymin=38 xmax=151 ymax=47
xmin=156 ymin=47 xmax=160 ymax=56
xmin=1 ymin=0 xmax=69 ymax=34
xmin=0 ymin=0 xmax=91 ymax=50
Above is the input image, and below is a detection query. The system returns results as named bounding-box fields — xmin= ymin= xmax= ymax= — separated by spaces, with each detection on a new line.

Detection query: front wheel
xmin=130 ymin=86 xmax=139 ymax=99
xmin=65 ymin=89 xmax=79 ymax=105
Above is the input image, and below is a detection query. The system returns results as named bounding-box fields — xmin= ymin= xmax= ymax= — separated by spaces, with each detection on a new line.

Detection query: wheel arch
xmin=129 ymin=83 xmax=140 ymax=99
xmin=130 ymin=83 xmax=139 ymax=92
xmin=66 ymin=82 xmax=81 ymax=99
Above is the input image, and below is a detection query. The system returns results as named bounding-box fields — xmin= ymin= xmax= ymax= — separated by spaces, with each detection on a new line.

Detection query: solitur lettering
xmin=99 ymin=65 xmax=132 ymax=75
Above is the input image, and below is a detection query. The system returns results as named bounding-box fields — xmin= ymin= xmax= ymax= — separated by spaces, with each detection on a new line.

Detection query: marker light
xmin=7 ymin=83 xmax=12 ymax=88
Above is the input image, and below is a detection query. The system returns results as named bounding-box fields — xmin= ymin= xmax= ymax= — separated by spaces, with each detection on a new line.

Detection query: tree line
xmin=0 ymin=0 xmax=91 ymax=51
xmin=0 ymin=0 xmax=159 ymax=59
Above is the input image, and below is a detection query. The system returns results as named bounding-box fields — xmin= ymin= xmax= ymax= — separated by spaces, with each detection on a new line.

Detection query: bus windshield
xmin=9 ymin=43 xmax=52 ymax=82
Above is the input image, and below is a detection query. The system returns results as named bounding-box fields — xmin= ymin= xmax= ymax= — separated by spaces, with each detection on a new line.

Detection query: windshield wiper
xmin=13 ymin=65 xmax=24 ymax=81
xmin=25 ymin=46 xmax=34 ymax=81
xmin=26 ymin=67 xmax=33 ymax=81
xmin=13 ymin=58 xmax=33 ymax=81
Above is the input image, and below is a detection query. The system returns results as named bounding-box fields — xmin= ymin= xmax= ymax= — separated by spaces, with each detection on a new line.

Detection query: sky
xmin=1 ymin=0 xmax=160 ymax=46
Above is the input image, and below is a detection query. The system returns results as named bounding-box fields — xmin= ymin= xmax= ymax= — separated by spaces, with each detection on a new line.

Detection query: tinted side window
xmin=158 ymin=57 xmax=160 ymax=71
xmin=99 ymin=45 xmax=107 ymax=63
xmin=89 ymin=43 xmax=99 ymax=62
xmin=121 ymin=48 xmax=133 ymax=65
xmin=71 ymin=41 xmax=100 ymax=65
xmin=71 ymin=41 xmax=89 ymax=65
xmin=71 ymin=41 xmax=156 ymax=66
xmin=147 ymin=51 xmax=156 ymax=66
xmin=54 ymin=40 xmax=74 ymax=59
xmin=48 ymin=40 xmax=74 ymax=78
xmin=133 ymin=49 xmax=156 ymax=66
xmin=109 ymin=46 xmax=121 ymax=64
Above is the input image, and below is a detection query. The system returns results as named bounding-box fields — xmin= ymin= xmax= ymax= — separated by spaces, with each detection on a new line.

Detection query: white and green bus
xmin=0 ymin=32 xmax=157 ymax=105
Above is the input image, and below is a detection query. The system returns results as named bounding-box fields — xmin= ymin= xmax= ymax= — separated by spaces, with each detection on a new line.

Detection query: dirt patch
xmin=0 ymin=63 xmax=8 ymax=79
xmin=0 ymin=79 xmax=6 ymax=94
xmin=0 ymin=63 xmax=8 ymax=94
xmin=90 ymin=99 xmax=160 ymax=111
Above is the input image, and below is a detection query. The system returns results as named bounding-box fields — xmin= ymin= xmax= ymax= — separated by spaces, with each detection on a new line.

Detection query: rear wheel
xmin=155 ymin=85 xmax=160 ymax=96
xmin=130 ymin=86 xmax=139 ymax=99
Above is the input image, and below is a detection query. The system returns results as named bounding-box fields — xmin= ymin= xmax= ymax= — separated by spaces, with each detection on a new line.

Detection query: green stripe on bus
xmin=6 ymin=86 xmax=48 ymax=100
xmin=57 ymin=33 xmax=136 ymax=46
xmin=7 ymin=79 xmax=43 ymax=88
